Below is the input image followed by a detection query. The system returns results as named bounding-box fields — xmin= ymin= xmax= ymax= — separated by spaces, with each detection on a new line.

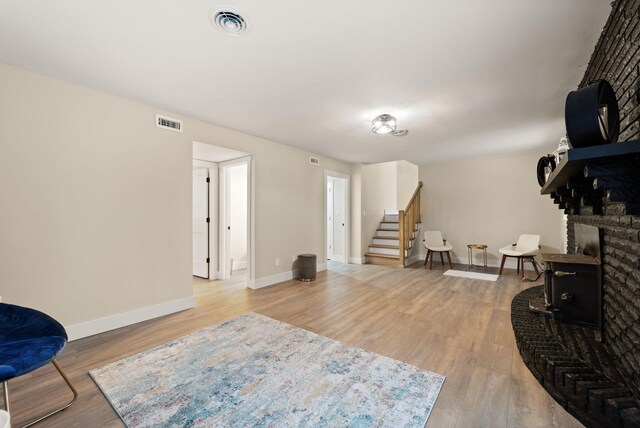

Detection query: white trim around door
xmin=324 ymin=170 xmax=350 ymax=265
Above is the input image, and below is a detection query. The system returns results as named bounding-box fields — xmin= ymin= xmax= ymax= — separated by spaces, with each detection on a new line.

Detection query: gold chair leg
xmin=11 ymin=359 xmax=78 ymax=428
xmin=2 ymin=381 xmax=9 ymax=413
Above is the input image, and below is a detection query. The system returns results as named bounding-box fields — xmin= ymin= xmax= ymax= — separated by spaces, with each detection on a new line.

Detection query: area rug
xmin=444 ymin=269 xmax=499 ymax=281
xmin=90 ymin=312 xmax=445 ymax=428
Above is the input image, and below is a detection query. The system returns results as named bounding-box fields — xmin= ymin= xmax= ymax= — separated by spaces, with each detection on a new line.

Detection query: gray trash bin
xmin=297 ymin=254 xmax=317 ymax=282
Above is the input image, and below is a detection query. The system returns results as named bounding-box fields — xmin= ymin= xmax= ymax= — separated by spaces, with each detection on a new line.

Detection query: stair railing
xmin=398 ymin=181 xmax=423 ymax=266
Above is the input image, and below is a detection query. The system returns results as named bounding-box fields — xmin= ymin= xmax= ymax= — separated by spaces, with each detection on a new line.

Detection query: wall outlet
xmin=275 ymin=258 xmax=279 ymax=266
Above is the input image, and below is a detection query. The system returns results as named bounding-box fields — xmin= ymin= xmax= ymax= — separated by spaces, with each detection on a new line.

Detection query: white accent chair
xmin=499 ymin=234 xmax=540 ymax=278
xmin=0 ymin=410 xmax=9 ymax=428
xmin=423 ymin=231 xmax=452 ymax=269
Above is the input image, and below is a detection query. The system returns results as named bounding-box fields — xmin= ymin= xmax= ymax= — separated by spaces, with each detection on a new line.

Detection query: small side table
xmin=467 ymin=244 xmax=488 ymax=267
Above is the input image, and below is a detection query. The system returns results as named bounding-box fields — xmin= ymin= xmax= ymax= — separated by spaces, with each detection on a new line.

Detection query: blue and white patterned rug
xmin=90 ymin=312 xmax=445 ymax=427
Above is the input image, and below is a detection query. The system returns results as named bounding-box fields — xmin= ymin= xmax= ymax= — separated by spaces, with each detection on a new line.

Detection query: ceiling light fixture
xmin=210 ymin=7 xmax=250 ymax=36
xmin=371 ymin=114 xmax=408 ymax=136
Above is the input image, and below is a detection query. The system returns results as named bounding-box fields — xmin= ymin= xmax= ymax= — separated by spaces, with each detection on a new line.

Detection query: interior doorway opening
xmin=192 ymin=141 xmax=253 ymax=287
xmin=325 ymin=171 xmax=350 ymax=264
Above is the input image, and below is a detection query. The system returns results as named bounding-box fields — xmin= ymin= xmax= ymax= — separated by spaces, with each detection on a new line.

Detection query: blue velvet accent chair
xmin=0 ymin=303 xmax=77 ymax=427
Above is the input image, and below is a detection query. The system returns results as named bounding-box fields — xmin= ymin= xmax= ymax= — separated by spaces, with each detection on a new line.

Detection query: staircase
xmin=365 ymin=182 xmax=423 ymax=267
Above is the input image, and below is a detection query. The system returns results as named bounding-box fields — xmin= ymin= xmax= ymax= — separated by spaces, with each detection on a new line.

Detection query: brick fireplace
xmin=567 ymin=0 xmax=640 ymax=402
xmin=512 ymin=1 xmax=640 ymax=427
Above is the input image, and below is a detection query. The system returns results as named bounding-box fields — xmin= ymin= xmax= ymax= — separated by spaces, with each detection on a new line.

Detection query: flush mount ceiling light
xmin=371 ymin=114 xmax=408 ymax=136
xmin=209 ymin=6 xmax=250 ymax=36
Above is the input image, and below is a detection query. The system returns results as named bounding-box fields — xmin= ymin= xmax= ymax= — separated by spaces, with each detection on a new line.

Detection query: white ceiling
xmin=0 ymin=1 xmax=610 ymax=164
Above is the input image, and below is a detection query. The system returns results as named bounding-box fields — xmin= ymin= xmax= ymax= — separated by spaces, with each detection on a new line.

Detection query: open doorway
xmin=219 ymin=157 xmax=250 ymax=280
xmin=325 ymin=171 xmax=350 ymax=264
xmin=192 ymin=142 xmax=253 ymax=287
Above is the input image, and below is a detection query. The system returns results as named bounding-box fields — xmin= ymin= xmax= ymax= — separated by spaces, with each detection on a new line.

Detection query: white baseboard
xmin=66 ymin=296 xmax=195 ymax=342
xmin=248 ymin=263 xmax=327 ymax=290
xmin=349 ymin=257 xmax=365 ymax=264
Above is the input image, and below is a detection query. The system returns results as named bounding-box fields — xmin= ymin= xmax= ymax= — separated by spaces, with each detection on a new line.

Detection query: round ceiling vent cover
xmin=209 ymin=6 xmax=250 ymax=36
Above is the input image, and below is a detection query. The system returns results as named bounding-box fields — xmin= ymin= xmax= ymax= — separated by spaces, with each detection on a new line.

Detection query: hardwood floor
xmin=3 ymin=263 xmax=583 ymax=427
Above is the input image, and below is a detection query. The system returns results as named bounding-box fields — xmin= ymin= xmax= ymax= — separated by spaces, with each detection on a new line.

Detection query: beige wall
xmin=349 ymin=164 xmax=362 ymax=261
xmin=396 ymin=160 xmax=419 ymax=209
xmin=0 ymin=63 xmax=350 ymax=326
xmin=228 ymin=163 xmax=248 ymax=267
xmin=419 ymin=150 xmax=563 ymax=267
xmin=360 ymin=162 xmax=397 ymax=255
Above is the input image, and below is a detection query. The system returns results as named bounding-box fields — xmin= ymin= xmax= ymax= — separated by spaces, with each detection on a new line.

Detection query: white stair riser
xmin=372 ymin=239 xmax=413 ymax=248
xmin=383 ymin=214 xmax=399 ymax=222
xmin=384 ymin=209 xmax=399 ymax=215
xmin=368 ymin=247 xmax=399 ymax=256
xmin=380 ymin=222 xmax=399 ymax=230
xmin=377 ymin=230 xmax=399 ymax=238
xmin=373 ymin=238 xmax=399 ymax=245
xmin=367 ymin=247 xmax=409 ymax=257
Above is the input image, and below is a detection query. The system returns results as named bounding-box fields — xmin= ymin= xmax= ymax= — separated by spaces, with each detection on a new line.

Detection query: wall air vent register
xmin=156 ymin=115 xmax=183 ymax=133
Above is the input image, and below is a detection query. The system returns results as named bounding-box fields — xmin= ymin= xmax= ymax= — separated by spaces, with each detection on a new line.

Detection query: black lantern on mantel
xmin=565 ymin=79 xmax=620 ymax=148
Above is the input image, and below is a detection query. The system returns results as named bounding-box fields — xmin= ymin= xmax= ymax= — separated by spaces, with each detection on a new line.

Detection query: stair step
xmin=380 ymin=222 xmax=399 ymax=230
xmin=368 ymin=246 xmax=400 ymax=256
xmin=376 ymin=229 xmax=417 ymax=237
xmin=365 ymin=253 xmax=404 ymax=267
xmin=383 ymin=214 xmax=399 ymax=222
xmin=368 ymin=247 xmax=410 ymax=257
xmin=369 ymin=244 xmax=400 ymax=249
xmin=372 ymin=237 xmax=400 ymax=245
xmin=365 ymin=253 xmax=398 ymax=259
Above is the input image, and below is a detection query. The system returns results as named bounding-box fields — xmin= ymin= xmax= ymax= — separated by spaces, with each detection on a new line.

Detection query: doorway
xmin=325 ymin=171 xmax=350 ymax=264
xmin=192 ymin=142 xmax=253 ymax=286
xmin=219 ymin=157 xmax=250 ymax=280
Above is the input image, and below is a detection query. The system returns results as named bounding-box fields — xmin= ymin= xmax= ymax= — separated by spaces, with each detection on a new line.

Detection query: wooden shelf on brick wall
xmin=540 ymin=140 xmax=640 ymax=216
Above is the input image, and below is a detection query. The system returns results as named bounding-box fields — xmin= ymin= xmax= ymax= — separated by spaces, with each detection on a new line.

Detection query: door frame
xmin=324 ymin=170 xmax=350 ymax=264
xmin=219 ymin=156 xmax=253 ymax=281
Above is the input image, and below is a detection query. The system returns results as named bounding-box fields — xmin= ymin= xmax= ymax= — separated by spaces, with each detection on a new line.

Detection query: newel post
xmin=398 ymin=210 xmax=405 ymax=266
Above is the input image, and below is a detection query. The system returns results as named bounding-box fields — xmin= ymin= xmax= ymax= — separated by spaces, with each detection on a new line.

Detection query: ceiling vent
xmin=156 ymin=115 xmax=183 ymax=133
xmin=309 ymin=156 xmax=320 ymax=166
xmin=210 ymin=6 xmax=250 ymax=36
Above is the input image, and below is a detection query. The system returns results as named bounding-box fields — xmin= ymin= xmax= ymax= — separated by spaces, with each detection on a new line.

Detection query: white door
xmin=193 ymin=168 xmax=209 ymax=278
xmin=327 ymin=180 xmax=334 ymax=260
xmin=332 ymin=177 xmax=346 ymax=263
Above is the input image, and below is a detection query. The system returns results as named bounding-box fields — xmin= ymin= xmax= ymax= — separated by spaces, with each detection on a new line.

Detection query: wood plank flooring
xmin=3 ymin=263 xmax=584 ymax=427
